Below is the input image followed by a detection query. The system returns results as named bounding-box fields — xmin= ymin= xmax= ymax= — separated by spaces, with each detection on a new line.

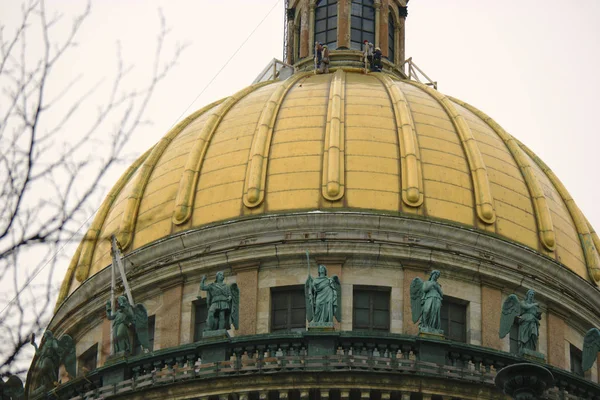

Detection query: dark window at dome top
xmin=271 ymin=286 xmax=306 ymax=332
xmin=353 ymin=286 xmax=390 ymax=332
xmin=570 ymin=344 xmax=584 ymax=377
xmin=441 ymin=297 xmax=467 ymax=343
xmin=350 ymin=0 xmax=375 ymax=50
xmin=388 ymin=11 xmax=395 ymax=62
xmin=193 ymin=298 xmax=208 ymax=341
xmin=315 ymin=0 xmax=337 ymax=50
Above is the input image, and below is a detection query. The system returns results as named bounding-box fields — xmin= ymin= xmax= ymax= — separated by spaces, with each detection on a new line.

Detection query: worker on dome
xmin=319 ymin=45 xmax=330 ymax=74
xmin=363 ymin=40 xmax=374 ymax=72
xmin=373 ymin=46 xmax=383 ymax=72
xmin=314 ymin=41 xmax=323 ymax=73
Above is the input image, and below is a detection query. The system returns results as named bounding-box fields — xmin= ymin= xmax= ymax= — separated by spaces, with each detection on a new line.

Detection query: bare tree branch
xmin=0 ymin=0 xmax=186 ymax=377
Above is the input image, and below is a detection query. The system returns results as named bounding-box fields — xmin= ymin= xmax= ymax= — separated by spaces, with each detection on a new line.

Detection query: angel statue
xmin=1 ymin=374 xmax=24 ymax=399
xmin=582 ymin=328 xmax=600 ymax=372
xmin=106 ymin=295 xmax=149 ymax=354
xmin=410 ymin=270 xmax=444 ymax=334
xmin=199 ymin=272 xmax=240 ymax=331
xmin=30 ymin=331 xmax=75 ymax=389
xmin=499 ymin=289 xmax=542 ymax=353
xmin=305 ymin=264 xmax=342 ymax=326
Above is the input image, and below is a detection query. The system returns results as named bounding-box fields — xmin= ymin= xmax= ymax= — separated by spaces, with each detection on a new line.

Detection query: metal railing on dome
xmin=33 ymin=332 xmax=600 ymax=400
xmin=253 ymin=58 xmax=295 ymax=84
xmin=396 ymin=57 xmax=438 ymax=90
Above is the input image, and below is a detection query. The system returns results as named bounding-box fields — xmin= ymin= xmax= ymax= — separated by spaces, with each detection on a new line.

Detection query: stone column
xmin=546 ymin=310 xmax=566 ymax=368
xmin=300 ymin=6 xmax=310 ymax=58
xmin=293 ymin=23 xmax=299 ymax=62
xmin=403 ymin=268 xmax=423 ymax=335
xmin=156 ymin=283 xmax=183 ymax=349
xmin=308 ymin=1 xmax=316 ymax=57
xmin=378 ymin=0 xmax=389 ymax=58
xmin=374 ymin=0 xmax=381 ymax=48
xmin=337 ymin=0 xmax=350 ymax=48
xmin=398 ymin=6 xmax=407 ymax=66
xmin=481 ymin=283 xmax=503 ymax=350
xmin=286 ymin=9 xmax=295 ymax=63
xmin=232 ymin=263 xmax=260 ymax=335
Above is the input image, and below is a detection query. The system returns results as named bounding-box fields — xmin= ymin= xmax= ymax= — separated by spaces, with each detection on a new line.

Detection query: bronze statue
xmin=106 ymin=295 xmax=149 ymax=354
xmin=500 ymin=289 xmax=542 ymax=353
xmin=410 ymin=270 xmax=443 ymax=334
xmin=582 ymin=328 xmax=600 ymax=372
xmin=1 ymin=374 xmax=24 ymax=399
xmin=305 ymin=264 xmax=341 ymax=325
xmin=199 ymin=272 xmax=239 ymax=331
xmin=30 ymin=331 xmax=75 ymax=389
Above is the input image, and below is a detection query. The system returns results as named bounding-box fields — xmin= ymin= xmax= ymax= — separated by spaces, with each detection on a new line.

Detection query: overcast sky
xmin=1 ymin=0 xmax=599 ymax=367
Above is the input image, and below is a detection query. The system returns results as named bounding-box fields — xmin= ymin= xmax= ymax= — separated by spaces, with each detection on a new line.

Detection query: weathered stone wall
xmin=49 ymin=213 xmax=600 ymax=383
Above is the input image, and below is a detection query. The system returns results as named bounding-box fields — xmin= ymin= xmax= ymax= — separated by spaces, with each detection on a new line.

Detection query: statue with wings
xmin=305 ymin=264 xmax=342 ymax=325
xmin=30 ymin=331 xmax=75 ymax=389
xmin=410 ymin=270 xmax=444 ymax=334
xmin=499 ymin=289 xmax=542 ymax=353
xmin=582 ymin=328 xmax=600 ymax=372
xmin=199 ymin=271 xmax=239 ymax=331
xmin=1 ymin=374 xmax=24 ymax=399
xmin=106 ymin=295 xmax=149 ymax=354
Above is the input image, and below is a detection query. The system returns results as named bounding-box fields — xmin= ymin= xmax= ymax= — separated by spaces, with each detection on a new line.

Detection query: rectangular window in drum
xmin=570 ymin=344 xmax=584 ymax=377
xmin=353 ymin=286 xmax=390 ymax=332
xmin=271 ymin=286 xmax=306 ymax=332
xmin=193 ymin=298 xmax=208 ymax=341
xmin=78 ymin=343 xmax=97 ymax=376
xmin=440 ymin=297 xmax=467 ymax=343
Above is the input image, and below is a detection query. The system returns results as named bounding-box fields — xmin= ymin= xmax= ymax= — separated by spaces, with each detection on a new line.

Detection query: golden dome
xmin=58 ymin=69 xmax=600 ymax=303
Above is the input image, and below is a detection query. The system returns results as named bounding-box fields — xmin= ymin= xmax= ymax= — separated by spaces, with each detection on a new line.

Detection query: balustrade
xmin=34 ymin=332 xmax=600 ymax=400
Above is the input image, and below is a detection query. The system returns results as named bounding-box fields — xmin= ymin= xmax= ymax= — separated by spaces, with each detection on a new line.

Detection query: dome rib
xmin=585 ymin=217 xmax=600 ymax=258
xmin=172 ymin=82 xmax=272 ymax=224
xmin=243 ymin=72 xmax=311 ymax=208
xmin=57 ymin=70 xmax=600 ymax=297
xmin=450 ymin=97 xmax=556 ymax=252
xmin=375 ymin=73 xmax=423 ymax=207
xmin=117 ymin=99 xmax=226 ymax=249
xmin=517 ymin=140 xmax=600 ymax=284
xmin=405 ymin=81 xmax=496 ymax=225
xmin=74 ymin=147 xmax=153 ymax=283
xmin=322 ymin=69 xmax=346 ymax=201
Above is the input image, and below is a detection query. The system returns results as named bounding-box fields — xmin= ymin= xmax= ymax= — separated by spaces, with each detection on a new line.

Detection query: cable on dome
xmin=0 ymin=0 xmax=284 ymax=319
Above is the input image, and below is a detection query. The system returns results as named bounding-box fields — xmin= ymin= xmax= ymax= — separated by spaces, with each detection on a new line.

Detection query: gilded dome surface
xmin=59 ymin=69 xmax=600 ymax=301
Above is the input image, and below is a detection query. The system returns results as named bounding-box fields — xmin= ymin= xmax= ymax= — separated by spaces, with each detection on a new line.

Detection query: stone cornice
xmin=231 ymin=262 xmax=260 ymax=273
xmin=50 ymin=212 xmax=600 ymax=337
